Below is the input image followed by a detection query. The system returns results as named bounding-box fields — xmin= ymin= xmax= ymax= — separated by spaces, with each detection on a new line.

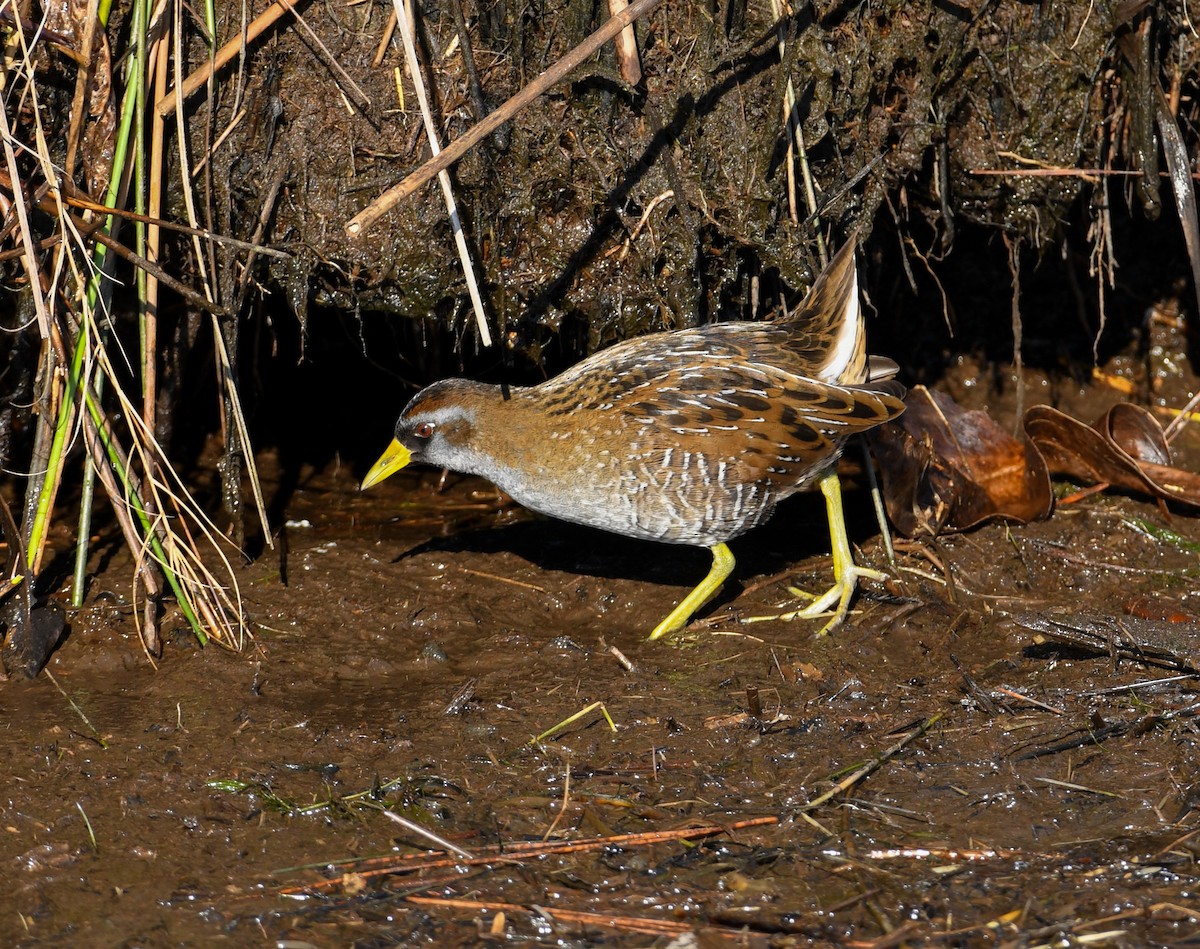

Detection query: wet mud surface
xmin=4 ymin=377 xmax=1200 ymax=947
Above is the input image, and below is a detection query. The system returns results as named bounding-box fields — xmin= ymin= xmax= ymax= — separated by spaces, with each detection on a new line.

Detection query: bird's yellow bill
xmin=361 ymin=439 xmax=412 ymax=490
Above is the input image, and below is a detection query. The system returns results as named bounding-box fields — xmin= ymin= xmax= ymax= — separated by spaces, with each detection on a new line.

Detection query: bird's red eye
xmin=414 ymin=422 xmax=436 ymax=439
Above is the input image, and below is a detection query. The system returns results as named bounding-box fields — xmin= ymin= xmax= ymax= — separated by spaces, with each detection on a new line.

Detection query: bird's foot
xmin=741 ymin=563 xmax=889 ymax=636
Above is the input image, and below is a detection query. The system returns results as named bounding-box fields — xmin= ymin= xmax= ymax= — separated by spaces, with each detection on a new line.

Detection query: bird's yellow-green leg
xmin=741 ymin=472 xmax=889 ymax=635
xmin=648 ymin=542 xmax=735 ymax=640
xmin=780 ymin=471 xmax=890 ymax=635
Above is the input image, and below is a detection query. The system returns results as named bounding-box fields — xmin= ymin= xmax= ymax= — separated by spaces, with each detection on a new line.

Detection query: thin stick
xmin=801 ymin=713 xmax=943 ymax=812
xmin=274 ymin=815 xmax=781 ymax=894
xmin=90 ymin=226 xmax=227 ymax=316
xmin=405 ymin=896 xmax=692 ymax=938
xmin=373 ymin=8 xmax=398 ymax=67
xmin=275 ymin=0 xmax=371 ymax=112
xmin=382 ymin=809 xmax=475 ymax=860
xmin=606 ymin=0 xmax=641 ymax=84
xmin=155 ymin=0 xmax=291 ymax=115
xmin=0 ymin=168 xmax=289 ymax=257
xmin=971 ymin=166 xmax=1200 ymax=179
xmin=346 ymin=0 xmax=663 ymax=237
xmin=391 ymin=0 xmax=491 ymax=346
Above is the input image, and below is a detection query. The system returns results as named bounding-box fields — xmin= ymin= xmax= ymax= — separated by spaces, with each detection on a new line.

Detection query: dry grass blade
xmin=530 ymin=701 xmax=617 ymax=744
xmin=404 ymin=896 xmax=695 ymax=938
xmin=0 ymin=5 xmax=258 ymax=655
xmin=391 ymin=0 xmax=491 ymax=347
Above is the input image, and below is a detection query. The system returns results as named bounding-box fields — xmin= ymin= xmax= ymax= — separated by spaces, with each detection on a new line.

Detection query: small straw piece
xmin=382 ymin=808 xmax=476 ymax=860
xmin=392 ymin=0 xmax=492 ymax=347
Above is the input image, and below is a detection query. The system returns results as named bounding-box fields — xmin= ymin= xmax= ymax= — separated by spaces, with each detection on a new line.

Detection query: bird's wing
xmin=604 ymin=359 xmax=904 ymax=488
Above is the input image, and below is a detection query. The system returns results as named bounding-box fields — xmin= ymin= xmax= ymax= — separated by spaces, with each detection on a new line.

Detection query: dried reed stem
xmin=392 ymin=0 xmax=492 ymax=347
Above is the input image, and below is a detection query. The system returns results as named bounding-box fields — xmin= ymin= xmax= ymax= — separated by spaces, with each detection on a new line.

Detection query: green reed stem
xmin=81 ymin=388 xmax=205 ymax=642
xmin=69 ymin=0 xmax=146 ymax=606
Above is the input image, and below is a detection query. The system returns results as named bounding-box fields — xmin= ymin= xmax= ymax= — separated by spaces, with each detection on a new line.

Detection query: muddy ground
xmin=3 ymin=352 xmax=1200 ymax=948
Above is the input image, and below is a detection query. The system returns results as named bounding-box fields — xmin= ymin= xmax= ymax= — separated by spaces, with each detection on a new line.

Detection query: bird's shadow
xmin=388 ymin=487 xmax=884 ymax=597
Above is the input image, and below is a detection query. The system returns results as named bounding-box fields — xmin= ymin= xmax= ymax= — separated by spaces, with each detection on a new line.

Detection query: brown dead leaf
xmin=873 ymin=386 xmax=1200 ymax=537
xmin=869 ymin=386 xmax=1051 ymax=536
xmin=1025 ymin=403 xmax=1200 ymax=509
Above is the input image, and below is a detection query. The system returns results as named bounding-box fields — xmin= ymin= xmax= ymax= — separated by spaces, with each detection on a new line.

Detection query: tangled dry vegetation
xmin=0 ymin=0 xmax=1197 ymax=663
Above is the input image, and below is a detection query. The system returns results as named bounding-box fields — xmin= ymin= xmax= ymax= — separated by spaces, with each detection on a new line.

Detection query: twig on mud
xmin=458 ymin=567 xmax=547 ymax=594
xmin=530 ymin=701 xmax=617 ymax=745
xmin=406 ymin=895 xmax=695 ymax=939
xmin=800 ymin=713 xmax=944 ymax=812
xmin=345 ymin=0 xmax=664 ymax=237
xmin=1011 ymin=701 xmax=1200 ymax=761
xmin=970 ymin=166 xmax=1200 ymax=180
xmin=993 ymin=686 xmax=1065 ymax=715
xmin=1083 ymin=674 xmax=1195 ymax=696
xmin=864 ymin=845 xmax=1060 ymax=862
xmin=1033 ymin=777 xmax=1120 ymax=797
xmin=270 ymin=815 xmax=781 ymax=895
xmin=382 ymin=809 xmax=475 ymax=859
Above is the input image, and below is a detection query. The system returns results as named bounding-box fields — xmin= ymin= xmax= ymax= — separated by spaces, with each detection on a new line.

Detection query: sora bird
xmin=362 ymin=237 xmax=905 ymax=639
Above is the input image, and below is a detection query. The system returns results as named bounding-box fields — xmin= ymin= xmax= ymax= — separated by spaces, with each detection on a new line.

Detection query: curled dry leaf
xmin=869 ymin=386 xmax=1051 ymax=536
xmin=871 ymin=386 xmax=1200 ymax=537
